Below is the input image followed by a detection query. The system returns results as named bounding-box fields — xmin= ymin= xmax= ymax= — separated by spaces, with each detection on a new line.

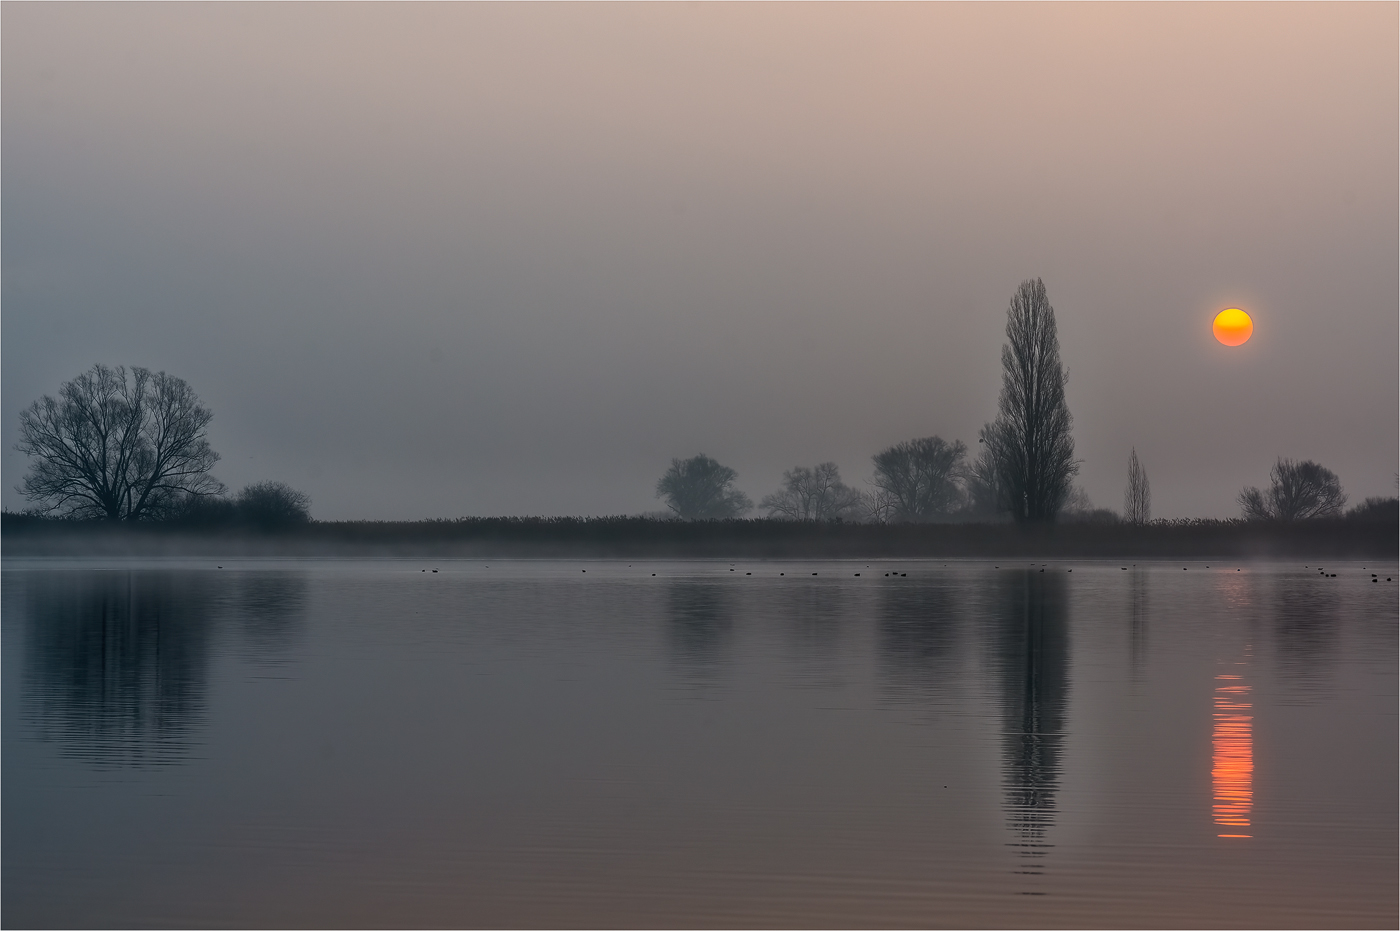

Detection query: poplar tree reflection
xmin=21 ymin=571 xmax=217 ymax=766
xmin=992 ymin=570 xmax=1070 ymax=876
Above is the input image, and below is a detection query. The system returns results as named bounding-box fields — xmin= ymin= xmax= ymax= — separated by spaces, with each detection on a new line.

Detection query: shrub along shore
xmin=2 ymin=512 xmax=1394 ymax=560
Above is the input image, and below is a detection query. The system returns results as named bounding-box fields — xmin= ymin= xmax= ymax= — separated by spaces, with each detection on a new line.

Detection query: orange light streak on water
xmin=1212 ymin=669 xmax=1253 ymax=838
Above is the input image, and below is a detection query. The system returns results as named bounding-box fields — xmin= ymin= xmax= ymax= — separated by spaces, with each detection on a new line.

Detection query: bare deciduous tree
xmin=869 ymin=436 xmax=967 ymax=522
xmin=17 ymin=364 xmax=223 ymax=520
xmin=656 ymin=454 xmax=753 ymax=519
xmin=1238 ymin=458 xmax=1347 ymax=520
xmin=1124 ymin=447 xmax=1151 ymax=525
xmin=981 ymin=278 xmax=1078 ymax=522
xmin=863 ymin=487 xmax=896 ymax=524
xmin=761 ymin=462 xmax=864 ymax=520
xmin=1237 ymin=486 xmax=1269 ymax=520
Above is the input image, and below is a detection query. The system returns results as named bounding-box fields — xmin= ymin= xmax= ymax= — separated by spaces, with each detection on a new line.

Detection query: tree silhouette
xmin=237 ymin=481 xmax=312 ymax=527
xmin=980 ymin=279 xmax=1078 ymax=522
xmin=655 ymin=454 xmax=752 ymax=519
xmin=1239 ymin=458 xmax=1346 ymax=520
xmin=1124 ymin=447 xmax=1151 ymax=525
xmin=869 ymin=436 xmax=967 ymax=522
xmin=761 ymin=462 xmax=864 ymax=520
xmin=17 ymin=364 xmax=223 ymax=520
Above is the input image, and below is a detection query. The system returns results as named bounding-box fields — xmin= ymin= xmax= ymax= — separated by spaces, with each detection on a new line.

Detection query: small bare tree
xmin=1123 ymin=447 xmax=1151 ymax=525
xmin=761 ymin=462 xmax=864 ymax=520
xmin=869 ymin=436 xmax=967 ymax=522
xmin=655 ymin=454 xmax=752 ymax=519
xmin=17 ymin=364 xmax=223 ymax=520
xmin=237 ymin=481 xmax=312 ymax=527
xmin=1238 ymin=458 xmax=1347 ymax=520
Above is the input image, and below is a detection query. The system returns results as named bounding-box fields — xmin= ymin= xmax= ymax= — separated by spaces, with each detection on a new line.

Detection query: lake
xmin=3 ymin=558 xmax=1395 ymax=928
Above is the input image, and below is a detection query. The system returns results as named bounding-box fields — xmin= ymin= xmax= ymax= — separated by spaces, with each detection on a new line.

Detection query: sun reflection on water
xmin=1212 ymin=651 xmax=1253 ymax=838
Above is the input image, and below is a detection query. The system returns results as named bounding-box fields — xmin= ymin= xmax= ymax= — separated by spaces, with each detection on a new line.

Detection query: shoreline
xmin=3 ymin=516 xmax=1394 ymax=560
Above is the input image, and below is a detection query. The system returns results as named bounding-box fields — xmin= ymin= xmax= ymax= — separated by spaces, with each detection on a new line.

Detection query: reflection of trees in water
xmin=1272 ymin=578 xmax=1339 ymax=697
xmin=1129 ymin=569 xmax=1148 ymax=678
xmin=770 ymin=583 xmax=846 ymax=689
xmin=878 ymin=582 xmax=961 ymax=702
xmin=992 ymin=570 xmax=1069 ymax=875
xmin=665 ymin=581 xmax=734 ymax=680
xmin=234 ymin=573 xmax=307 ymax=660
xmin=20 ymin=570 xmax=306 ymax=766
xmin=21 ymin=571 xmax=217 ymax=766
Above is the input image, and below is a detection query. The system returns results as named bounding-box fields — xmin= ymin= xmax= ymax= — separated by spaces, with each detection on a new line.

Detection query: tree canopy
xmin=1239 ymin=458 xmax=1347 ymax=520
xmin=869 ymin=436 xmax=966 ymax=522
xmin=17 ymin=364 xmax=223 ymax=520
xmin=237 ymin=481 xmax=312 ymax=527
xmin=760 ymin=462 xmax=864 ymax=521
xmin=655 ymin=454 xmax=753 ymax=519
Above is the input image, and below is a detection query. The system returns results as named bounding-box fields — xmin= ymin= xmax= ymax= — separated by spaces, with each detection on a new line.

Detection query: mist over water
xmin=4 ymin=559 xmax=1395 ymax=927
xmin=5 ymin=8 xmax=1396 ymax=929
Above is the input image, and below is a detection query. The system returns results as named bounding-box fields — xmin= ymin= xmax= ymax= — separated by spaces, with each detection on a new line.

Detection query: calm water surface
xmin=3 ymin=558 xmax=1396 ymax=928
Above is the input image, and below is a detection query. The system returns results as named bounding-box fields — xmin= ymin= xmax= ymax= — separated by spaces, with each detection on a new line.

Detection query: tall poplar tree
xmin=980 ymin=279 xmax=1078 ymax=523
xmin=1124 ymin=447 xmax=1151 ymax=524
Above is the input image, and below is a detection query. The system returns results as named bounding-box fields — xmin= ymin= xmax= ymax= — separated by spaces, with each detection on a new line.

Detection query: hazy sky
xmin=4 ymin=3 xmax=1396 ymax=520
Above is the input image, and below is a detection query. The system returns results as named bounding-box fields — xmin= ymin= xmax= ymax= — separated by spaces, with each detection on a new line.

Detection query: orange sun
xmin=1213 ymin=308 xmax=1253 ymax=346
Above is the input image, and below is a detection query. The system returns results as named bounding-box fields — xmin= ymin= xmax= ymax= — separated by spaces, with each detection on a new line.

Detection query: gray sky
xmin=4 ymin=3 xmax=1396 ymax=520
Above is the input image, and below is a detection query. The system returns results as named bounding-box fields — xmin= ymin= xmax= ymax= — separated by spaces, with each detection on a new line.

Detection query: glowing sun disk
xmin=1213 ymin=308 xmax=1253 ymax=346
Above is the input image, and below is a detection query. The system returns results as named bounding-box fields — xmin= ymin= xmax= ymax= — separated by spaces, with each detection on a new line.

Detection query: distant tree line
xmin=657 ymin=278 xmax=1092 ymax=524
xmin=654 ymin=279 xmax=1392 ymax=526
xmin=6 ymin=511 xmax=1393 ymax=561
xmin=15 ymin=285 xmax=1395 ymax=529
